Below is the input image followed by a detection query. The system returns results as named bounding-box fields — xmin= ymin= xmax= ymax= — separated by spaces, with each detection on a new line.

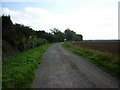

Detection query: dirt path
xmin=32 ymin=43 xmax=119 ymax=88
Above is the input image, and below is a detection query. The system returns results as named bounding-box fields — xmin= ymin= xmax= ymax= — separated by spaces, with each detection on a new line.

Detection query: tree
xmin=42 ymin=33 xmax=56 ymax=43
xmin=64 ymin=28 xmax=83 ymax=41
xmin=2 ymin=15 xmax=14 ymax=43
xmin=50 ymin=28 xmax=64 ymax=42
xmin=12 ymin=24 xmax=35 ymax=51
xmin=64 ymin=28 xmax=76 ymax=41
xmin=77 ymin=34 xmax=83 ymax=41
xmin=35 ymin=30 xmax=46 ymax=38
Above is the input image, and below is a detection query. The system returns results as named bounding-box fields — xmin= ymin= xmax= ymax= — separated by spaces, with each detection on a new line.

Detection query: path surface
xmin=32 ymin=43 xmax=119 ymax=88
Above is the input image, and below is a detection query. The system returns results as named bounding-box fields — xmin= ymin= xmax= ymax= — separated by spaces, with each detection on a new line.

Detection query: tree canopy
xmin=64 ymin=28 xmax=83 ymax=41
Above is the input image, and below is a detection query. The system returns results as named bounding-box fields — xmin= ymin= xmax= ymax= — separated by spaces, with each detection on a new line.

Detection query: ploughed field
xmin=70 ymin=40 xmax=119 ymax=56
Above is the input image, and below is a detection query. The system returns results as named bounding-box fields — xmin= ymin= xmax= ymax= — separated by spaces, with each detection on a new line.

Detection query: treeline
xmin=36 ymin=28 xmax=83 ymax=43
xmin=2 ymin=15 xmax=83 ymax=60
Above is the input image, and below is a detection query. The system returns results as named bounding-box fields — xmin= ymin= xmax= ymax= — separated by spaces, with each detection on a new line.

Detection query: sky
xmin=0 ymin=0 xmax=119 ymax=40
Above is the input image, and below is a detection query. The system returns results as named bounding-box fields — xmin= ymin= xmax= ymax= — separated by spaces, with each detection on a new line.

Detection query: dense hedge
xmin=2 ymin=15 xmax=48 ymax=61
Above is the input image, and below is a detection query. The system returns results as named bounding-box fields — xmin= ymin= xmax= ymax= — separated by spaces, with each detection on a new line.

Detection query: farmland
xmin=70 ymin=40 xmax=119 ymax=56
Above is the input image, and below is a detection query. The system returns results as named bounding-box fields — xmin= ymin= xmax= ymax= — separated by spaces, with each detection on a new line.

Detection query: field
xmin=63 ymin=40 xmax=120 ymax=80
xmin=70 ymin=40 xmax=119 ymax=56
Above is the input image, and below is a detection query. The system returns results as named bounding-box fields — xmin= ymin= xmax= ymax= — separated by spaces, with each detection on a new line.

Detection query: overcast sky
xmin=1 ymin=0 xmax=119 ymax=40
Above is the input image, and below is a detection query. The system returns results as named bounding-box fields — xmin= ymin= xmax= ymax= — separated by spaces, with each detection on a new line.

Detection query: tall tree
xmin=64 ymin=28 xmax=83 ymax=41
xmin=50 ymin=28 xmax=64 ymax=42
xmin=2 ymin=15 xmax=13 ymax=43
xmin=64 ymin=28 xmax=75 ymax=41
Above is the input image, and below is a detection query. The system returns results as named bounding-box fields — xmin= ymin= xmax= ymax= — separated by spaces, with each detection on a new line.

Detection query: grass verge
xmin=2 ymin=43 xmax=53 ymax=88
xmin=62 ymin=42 xmax=120 ymax=80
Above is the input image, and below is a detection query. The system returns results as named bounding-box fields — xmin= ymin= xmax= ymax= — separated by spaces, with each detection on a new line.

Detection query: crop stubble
xmin=70 ymin=41 xmax=119 ymax=56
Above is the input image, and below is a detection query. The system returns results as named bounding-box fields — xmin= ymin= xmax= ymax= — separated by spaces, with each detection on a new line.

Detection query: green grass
xmin=2 ymin=43 xmax=53 ymax=88
xmin=63 ymin=42 xmax=120 ymax=80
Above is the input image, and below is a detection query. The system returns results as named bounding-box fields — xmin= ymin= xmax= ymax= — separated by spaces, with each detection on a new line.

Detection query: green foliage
xmin=26 ymin=38 xmax=48 ymax=49
xmin=2 ymin=43 xmax=53 ymax=88
xmin=63 ymin=42 xmax=120 ymax=80
xmin=42 ymin=33 xmax=56 ymax=43
xmin=50 ymin=28 xmax=65 ymax=42
xmin=36 ymin=28 xmax=83 ymax=43
xmin=64 ymin=28 xmax=83 ymax=41
xmin=2 ymin=15 xmax=14 ymax=44
xmin=35 ymin=30 xmax=46 ymax=38
xmin=2 ymin=40 xmax=20 ymax=61
xmin=36 ymin=28 xmax=65 ymax=43
xmin=2 ymin=15 xmax=48 ymax=60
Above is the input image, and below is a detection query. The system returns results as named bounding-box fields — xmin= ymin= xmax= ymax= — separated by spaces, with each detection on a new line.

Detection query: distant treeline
xmin=1 ymin=15 xmax=83 ymax=60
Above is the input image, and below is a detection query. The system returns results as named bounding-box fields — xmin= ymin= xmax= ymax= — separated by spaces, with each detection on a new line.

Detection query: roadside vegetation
xmin=2 ymin=15 xmax=83 ymax=88
xmin=2 ymin=43 xmax=53 ymax=88
xmin=63 ymin=41 xmax=120 ymax=80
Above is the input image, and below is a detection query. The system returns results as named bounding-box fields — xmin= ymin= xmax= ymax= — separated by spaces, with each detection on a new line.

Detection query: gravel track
xmin=32 ymin=43 xmax=119 ymax=88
